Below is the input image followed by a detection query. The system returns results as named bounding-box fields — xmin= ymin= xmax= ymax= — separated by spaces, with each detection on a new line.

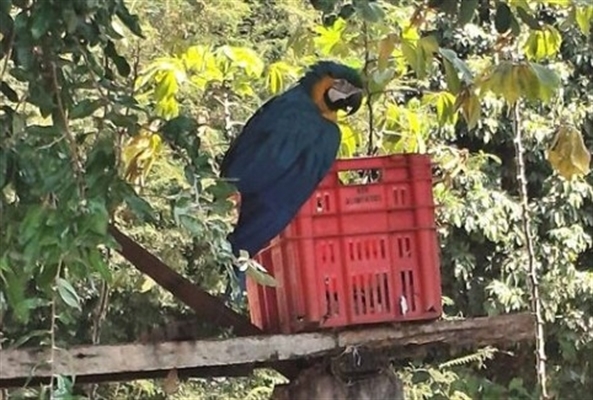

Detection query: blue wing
xmin=221 ymin=85 xmax=341 ymax=256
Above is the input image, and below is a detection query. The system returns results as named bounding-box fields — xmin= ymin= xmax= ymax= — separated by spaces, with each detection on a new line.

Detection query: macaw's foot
xmin=222 ymin=265 xmax=247 ymax=310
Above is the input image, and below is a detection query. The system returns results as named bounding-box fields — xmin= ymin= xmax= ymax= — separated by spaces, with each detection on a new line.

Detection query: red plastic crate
xmin=246 ymin=154 xmax=442 ymax=334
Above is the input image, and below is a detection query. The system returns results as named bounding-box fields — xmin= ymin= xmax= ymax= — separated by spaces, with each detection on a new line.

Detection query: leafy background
xmin=0 ymin=0 xmax=592 ymax=399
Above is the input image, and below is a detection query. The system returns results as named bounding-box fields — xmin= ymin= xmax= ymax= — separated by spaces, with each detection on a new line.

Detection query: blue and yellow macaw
xmin=221 ymin=60 xmax=364 ymax=295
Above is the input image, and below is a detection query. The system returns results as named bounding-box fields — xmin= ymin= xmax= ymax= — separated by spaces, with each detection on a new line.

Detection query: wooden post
xmin=270 ymin=363 xmax=405 ymax=400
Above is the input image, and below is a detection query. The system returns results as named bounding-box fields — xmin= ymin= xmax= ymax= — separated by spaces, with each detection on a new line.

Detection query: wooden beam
xmin=108 ymin=225 xmax=260 ymax=337
xmin=0 ymin=313 xmax=534 ymax=388
xmin=108 ymin=224 xmax=301 ymax=379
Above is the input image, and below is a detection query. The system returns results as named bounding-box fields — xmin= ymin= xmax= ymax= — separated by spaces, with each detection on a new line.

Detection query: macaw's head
xmin=301 ymin=61 xmax=364 ymax=120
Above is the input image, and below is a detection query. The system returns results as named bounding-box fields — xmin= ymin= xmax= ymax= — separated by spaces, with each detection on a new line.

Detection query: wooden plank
xmin=0 ymin=333 xmax=333 ymax=380
xmin=338 ymin=313 xmax=535 ymax=348
xmin=0 ymin=313 xmax=534 ymax=387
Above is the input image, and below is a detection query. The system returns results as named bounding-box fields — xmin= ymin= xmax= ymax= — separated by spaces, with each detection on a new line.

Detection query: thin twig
xmin=362 ymin=21 xmax=375 ymax=156
xmin=511 ymin=101 xmax=548 ymax=400
xmin=88 ymin=271 xmax=110 ymax=400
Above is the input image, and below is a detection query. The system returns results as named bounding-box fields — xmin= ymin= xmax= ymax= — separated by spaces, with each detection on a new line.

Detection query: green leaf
xmin=87 ymin=248 xmax=112 ymax=281
xmin=456 ymin=89 xmax=481 ymax=130
xmin=181 ymin=215 xmax=203 ymax=237
xmin=0 ymin=149 xmax=7 ymax=189
xmin=244 ymin=260 xmax=277 ymax=287
xmin=56 ymin=278 xmax=81 ymax=310
xmin=443 ymin=59 xmax=462 ymax=94
xmin=353 ymin=0 xmax=385 ymax=23
xmin=122 ymin=187 xmax=156 ymax=222
xmin=310 ymin=0 xmax=337 ymax=13
xmin=18 ymin=205 xmax=44 ymax=244
xmin=529 ymin=62 xmax=560 ymax=103
xmin=495 ymin=2 xmax=512 ymax=34
xmin=575 ymin=6 xmax=593 ymax=36
xmin=85 ymin=199 xmax=109 ymax=235
xmin=515 ymin=5 xmax=542 ymax=30
xmin=70 ymin=99 xmax=103 ymax=119
xmin=160 ymin=115 xmax=198 ymax=139
xmin=2 ymin=268 xmax=29 ymax=322
xmin=458 ymin=0 xmax=479 ymax=26
xmin=0 ymin=81 xmax=18 ymax=102
xmin=266 ymin=62 xmax=285 ymax=94
xmin=523 ymin=25 xmax=563 ymax=61
xmin=105 ymin=41 xmax=131 ymax=77
xmin=115 ymin=3 xmax=144 ymax=38
xmin=510 ymin=13 xmax=521 ymax=36
xmin=30 ymin=6 xmax=52 ymax=40
xmin=338 ymin=122 xmax=358 ymax=157
xmin=401 ymin=40 xmax=429 ymax=79
xmin=439 ymin=48 xmax=474 ymax=83
xmin=424 ymin=91 xmax=457 ymax=126
xmin=219 ymin=46 xmax=264 ymax=77
xmin=313 ymin=17 xmax=347 ymax=55
xmin=378 ymin=33 xmax=397 ymax=71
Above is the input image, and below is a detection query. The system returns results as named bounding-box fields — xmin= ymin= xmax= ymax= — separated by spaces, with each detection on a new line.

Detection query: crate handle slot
xmin=337 ymin=168 xmax=383 ymax=186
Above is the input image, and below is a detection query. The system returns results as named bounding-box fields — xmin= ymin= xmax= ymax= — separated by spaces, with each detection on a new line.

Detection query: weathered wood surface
xmin=0 ymin=313 xmax=534 ymax=388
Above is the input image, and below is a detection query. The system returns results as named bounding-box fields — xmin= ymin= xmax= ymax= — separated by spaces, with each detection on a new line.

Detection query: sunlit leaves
xmin=313 ymin=17 xmax=348 ymax=55
xmin=337 ymin=121 xmax=361 ymax=157
xmin=423 ymin=91 xmax=458 ymax=126
xmin=575 ymin=6 xmax=593 ymax=37
xmin=478 ymin=61 xmax=560 ymax=104
xmin=122 ymin=129 xmax=163 ymax=187
xmin=138 ymin=43 xmax=271 ymax=119
xmin=547 ymin=123 xmax=591 ymax=180
xmin=379 ymin=103 xmax=428 ymax=154
xmin=182 ymin=45 xmax=224 ymax=86
xmin=401 ymin=33 xmax=439 ymax=79
xmin=455 ymin=87 xmax=482 ymax=130
xmin=266 ymin=61 xmax=299 ymax=94
xmin=523 ymin=25 xmax=563 ymax=61
xmin=378 ymin=33 xmax=397 ymax=71
xmin=218 ymin=46 xmax=264 ymax=77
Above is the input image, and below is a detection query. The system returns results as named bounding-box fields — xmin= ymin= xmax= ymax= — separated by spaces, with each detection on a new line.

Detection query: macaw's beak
xmin=346 ymin=90 xmax=363 ymax=115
